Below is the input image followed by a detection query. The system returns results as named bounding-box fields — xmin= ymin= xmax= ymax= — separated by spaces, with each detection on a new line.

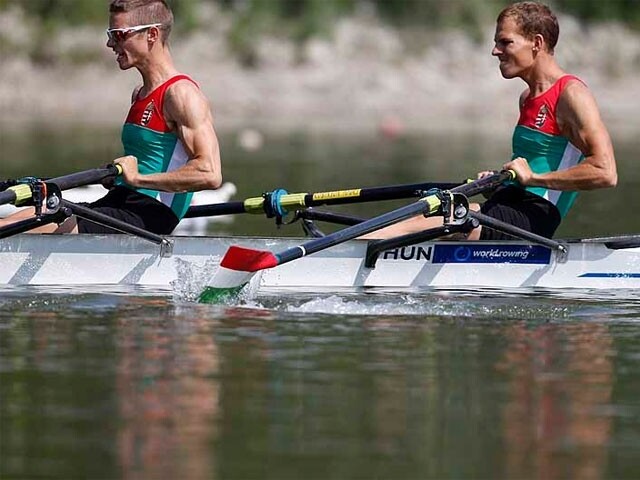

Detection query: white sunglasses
xmin=106 ymin=23 xmax=162 ymax=42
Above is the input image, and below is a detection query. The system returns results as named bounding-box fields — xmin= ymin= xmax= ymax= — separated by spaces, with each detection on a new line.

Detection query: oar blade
xmin=198 ymin=246 xmax=278 ymax=303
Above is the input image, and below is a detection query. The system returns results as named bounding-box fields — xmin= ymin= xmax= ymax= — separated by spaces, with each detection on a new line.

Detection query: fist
xmin=114 ymin=155 xmax=139 ymax=186
xmin=503 ymin=157 xmax=532 ymax=185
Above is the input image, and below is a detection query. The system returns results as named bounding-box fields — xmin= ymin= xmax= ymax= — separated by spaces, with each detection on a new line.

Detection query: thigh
xmin=76 ymin=206 xmax=146 ymax=234
xmin=479 ymin=199 xmax=560 ymax=240
xmin=479 ymin=202 xmax=532 ymax=240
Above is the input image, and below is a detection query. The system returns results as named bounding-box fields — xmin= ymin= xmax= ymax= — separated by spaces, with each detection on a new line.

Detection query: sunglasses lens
xmin=107 ymin=29 xmax=128 ymax=42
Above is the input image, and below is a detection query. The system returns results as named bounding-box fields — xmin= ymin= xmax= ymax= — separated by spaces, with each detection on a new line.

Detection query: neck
xmin=522 ymin=55 xmax=565 ymax=97
xmin=137 ymin=47 xmax=179 ymax=93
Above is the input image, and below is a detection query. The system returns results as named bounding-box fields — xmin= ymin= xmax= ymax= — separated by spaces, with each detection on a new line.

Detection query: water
xmin=1 ymin=129 xmax=640 ymax=478
xmin=1 ymin=285 xmax=640 ymax=479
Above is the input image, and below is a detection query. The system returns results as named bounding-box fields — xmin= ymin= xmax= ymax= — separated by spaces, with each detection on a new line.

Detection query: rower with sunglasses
xmin=0 ymin=0 xmax=222 ymax=235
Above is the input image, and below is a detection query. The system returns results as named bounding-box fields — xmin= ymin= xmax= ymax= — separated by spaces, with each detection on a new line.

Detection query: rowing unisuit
xmin=117 ymin=74 xmax=198 ymax=220
xmin=513 ymin=74 xmax=585 ymax=217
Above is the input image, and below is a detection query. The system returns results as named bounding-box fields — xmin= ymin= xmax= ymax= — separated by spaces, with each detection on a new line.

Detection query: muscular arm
xmin=507 ymin=81 xmax=617 ymax=190
xmin=119 ymin=80 xmax=222 ymax=192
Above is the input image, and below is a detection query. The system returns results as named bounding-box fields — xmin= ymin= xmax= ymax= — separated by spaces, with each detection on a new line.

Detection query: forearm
xmin=131 ymin=161 xmax=222 ymax=192
xmin=529 ymin=157 xmax=617 ymax=191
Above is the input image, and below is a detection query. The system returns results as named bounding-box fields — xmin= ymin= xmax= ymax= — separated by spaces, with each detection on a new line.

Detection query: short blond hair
xmin=109 ymin=0 xmax=173 ymax=42
xmin=497 ymin=1 xmax=559 ymax=53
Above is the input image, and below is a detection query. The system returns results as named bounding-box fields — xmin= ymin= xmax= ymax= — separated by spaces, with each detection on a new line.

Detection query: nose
xmin=491 ymin=44 xmax=501 ymax=56
xmin=106 ymin=36 xmax=114 ymax=49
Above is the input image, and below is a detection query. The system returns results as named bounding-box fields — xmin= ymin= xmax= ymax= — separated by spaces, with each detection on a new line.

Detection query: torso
xmin=116 ymin=74 xmax=198 ymax=220
xmin=512 ymin=74 xmax=585 ymax=217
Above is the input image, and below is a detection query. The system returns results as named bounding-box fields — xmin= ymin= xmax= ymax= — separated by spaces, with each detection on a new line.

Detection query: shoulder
xmin=163 ymin=77 xmax=212 ymax=125
xmin=165 ymin=76 xmax=201 ymax=99
xmin=164 ymin=77 xmax=206 ymax=109
xmin=558 ymin=77 xmax=597 ymax=111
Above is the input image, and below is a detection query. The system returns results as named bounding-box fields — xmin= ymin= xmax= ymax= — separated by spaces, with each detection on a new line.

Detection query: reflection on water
xmin=1 ymin=288 xmax=640 ymax=479
xmin=115 ymin=300 xmax=220 ymax=480
xmin=497 ymin=323 xmax=613 ymax=480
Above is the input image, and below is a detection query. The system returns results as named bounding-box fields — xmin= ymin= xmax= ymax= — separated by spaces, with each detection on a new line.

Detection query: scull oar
xmin=185 ymin=181 xmax=461 ymax=218
xmin=0 ymin=165 xmax=123 ymax=207
xmin=199 ymin=170 xmax=515 ymax=302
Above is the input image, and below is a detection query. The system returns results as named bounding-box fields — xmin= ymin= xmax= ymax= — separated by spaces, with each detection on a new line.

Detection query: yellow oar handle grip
xmin=9 ymin=184 xmax=34 ymax=206
xmin=114 ymin=164 xmax=124 ymax=176
xmin=243 ymin=193 xmax=309 ymax=214
xmin=505 ymin=169 xmax=517 ymax=181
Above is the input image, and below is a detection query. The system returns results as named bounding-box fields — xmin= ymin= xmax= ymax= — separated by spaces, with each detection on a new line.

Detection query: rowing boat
xmin=1 ymin=232 xmax=639 ymax=290
xmin=2 ymin=167 xmax=636 ymax=298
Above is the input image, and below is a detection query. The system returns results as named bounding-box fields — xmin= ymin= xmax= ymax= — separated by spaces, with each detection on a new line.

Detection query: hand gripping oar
xmin=199 ymin=170 xmax=515 ymax=303
xmin=184 ymin=181 xmax=462 ymax=219
xmin=0 ymin=164 xmax=123 ymax=207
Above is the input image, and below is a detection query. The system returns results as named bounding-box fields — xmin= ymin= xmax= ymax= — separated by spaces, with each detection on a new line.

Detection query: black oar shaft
xmin=275 ymin=170 xmax=514 ymax=265
xmin=301 ymin=181 xmax=460 ymax=207
xmin=0 ymin=189 xmax=19 ymax=206
xmin=451 ymin=170 xmax=513 ymax=196
xmin=185 ymin=201 xmax=246 ymax=217
xmin=277 ymin=199 xmax=435 ymax=264
xmin=51 ymin=165 xmax=122 ymax=191
xmin=0 ymin=165 xmax=122 ymax=207
xmin=184 ymin=181 xmax=461 ymax=218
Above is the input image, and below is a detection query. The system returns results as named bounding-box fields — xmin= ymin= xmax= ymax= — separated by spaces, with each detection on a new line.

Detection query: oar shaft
xmin=185 ymin=201 xmax=246 ymax=217
xmin=275 ymin=170 xmax=514 ymax=265
xmin=296 ymin=181 xmax=460 ymax=208
xmin=451 ymin=170 xmax=514 ymax=196
xmin=0 ymin=188 xmax=20 ymax=206
xmin=277 ymin=197 xmax=439 ymax=264
xmin=184 ymin=181 xmax=461 ymax=218
xmin=0 ymin=165 xmax=122 ymax=207
xmin=50 ymin=165 xmax=122 ymax=191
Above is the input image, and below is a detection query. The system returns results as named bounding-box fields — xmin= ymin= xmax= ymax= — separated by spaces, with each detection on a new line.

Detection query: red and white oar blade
xmin=198 ymin=246 xmax=278 ymax=303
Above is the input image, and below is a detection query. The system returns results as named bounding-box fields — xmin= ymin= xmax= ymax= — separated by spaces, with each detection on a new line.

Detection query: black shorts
xmin=76 ymin=186 xmax=179 ymax=235
xmin=479 ymin=186 xmax=561 ymax=240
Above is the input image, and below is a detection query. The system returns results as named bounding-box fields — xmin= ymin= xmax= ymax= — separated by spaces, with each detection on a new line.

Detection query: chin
xmin=499 ymin=66 xmax=518 ymax=79
xmin=117 ymin=60 xmax=134 ymax=71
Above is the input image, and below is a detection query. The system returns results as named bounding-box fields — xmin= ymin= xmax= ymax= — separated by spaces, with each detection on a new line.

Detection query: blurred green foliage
xmin=1 ymin=0 xmax=638 ymax=30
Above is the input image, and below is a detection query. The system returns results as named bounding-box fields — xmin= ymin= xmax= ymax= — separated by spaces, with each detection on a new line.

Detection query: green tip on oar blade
xmin=197 ymin=246 xmax=277 ymax=303
xmin=198 ymin=285 xmax=246 ymax=304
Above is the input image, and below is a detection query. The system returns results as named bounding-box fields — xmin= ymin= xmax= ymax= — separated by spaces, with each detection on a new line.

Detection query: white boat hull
xmin=1 ymin=233 xmax=639 ymax=291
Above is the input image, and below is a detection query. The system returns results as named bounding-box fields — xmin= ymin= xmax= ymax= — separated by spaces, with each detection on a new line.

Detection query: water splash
xmin=172 ymin=257 xmax=263 ymax=305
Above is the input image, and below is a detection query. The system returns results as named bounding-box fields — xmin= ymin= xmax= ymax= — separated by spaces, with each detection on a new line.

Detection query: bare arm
xmin=118 ymin=80 xmax=222 ymax=192
xmin=506 ymin=80 xmax=617 ymax=190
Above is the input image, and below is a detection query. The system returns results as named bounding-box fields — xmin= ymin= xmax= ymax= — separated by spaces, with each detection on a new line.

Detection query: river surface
xmin=1 ymin=128 xmax=640 ymax=479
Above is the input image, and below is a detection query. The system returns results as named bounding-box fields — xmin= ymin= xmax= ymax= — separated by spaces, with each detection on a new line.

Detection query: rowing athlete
xmin=365 ymin=1 xmax=616 ymax=241
xmin=0 ymin=0 xmax=221 ymax=234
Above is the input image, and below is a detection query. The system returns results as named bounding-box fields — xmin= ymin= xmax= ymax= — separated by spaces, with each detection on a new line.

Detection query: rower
xmin=363 ymin=1 xmax=616 ymax=242
xmin=0 ymin=0 xmax=222 ymax=235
